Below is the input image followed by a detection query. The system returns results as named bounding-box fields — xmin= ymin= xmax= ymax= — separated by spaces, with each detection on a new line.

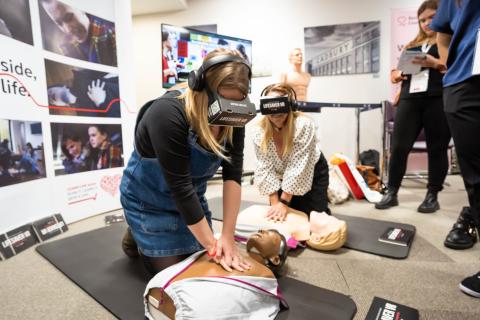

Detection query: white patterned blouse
xmin=253 ymin=115 xmax=321 ymax=196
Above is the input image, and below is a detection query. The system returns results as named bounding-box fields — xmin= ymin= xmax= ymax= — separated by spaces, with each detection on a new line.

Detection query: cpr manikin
xmin=235 ymin=205 xmax=347 ymax=252
xmin=235 ymin=205 xmax=310 ymax=243
xmin=144 ymin=230 xmax=289 ymax=320
xmin=280 ymin=48 xmax=311 ymax=101
xmin=306 ymin=211 xmax=347 ymax=251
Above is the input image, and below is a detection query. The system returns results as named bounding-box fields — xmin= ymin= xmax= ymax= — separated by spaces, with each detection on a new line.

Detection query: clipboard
xmin=397 ymin=50 xmax=426 ymax=75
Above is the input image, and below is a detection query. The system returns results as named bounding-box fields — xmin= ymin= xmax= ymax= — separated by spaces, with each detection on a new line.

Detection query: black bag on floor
xmin=359 ymin=149 xmax=380 ymax=175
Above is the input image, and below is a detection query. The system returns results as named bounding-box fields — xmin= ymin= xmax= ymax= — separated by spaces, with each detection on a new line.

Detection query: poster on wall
xmin=0 ymin=0 xmax=33 ymax=46
xmin=50 ymin=122 xmax=123 ymax=176
xmin=45 ymin=59 xmax=120 ymax=117
xmin=0 ymin=0 xmax=135 ymax=237
xmin=304 ymin=21 xmax=380 ymax=76
xmin=0 ymin=119 xmax=46 ymax=188
xmin=38 ymin=0 xmax=117 ymax=67
xmin=390 ymin=8 xmax=419 ymax=100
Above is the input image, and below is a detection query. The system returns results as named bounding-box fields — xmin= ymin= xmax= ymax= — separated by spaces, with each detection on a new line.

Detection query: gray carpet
xmin=1 ymin=175 xmax=479 ymax=319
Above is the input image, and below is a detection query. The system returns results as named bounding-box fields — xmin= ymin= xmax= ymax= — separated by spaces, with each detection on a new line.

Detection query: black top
xmin=134 ymin=90 xmax=245 ymax=225
xmin=400 ymin=44 xmax=444 ymax=99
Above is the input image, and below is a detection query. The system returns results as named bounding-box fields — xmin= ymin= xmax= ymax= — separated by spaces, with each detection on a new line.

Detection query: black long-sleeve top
xmin=400 ymin=44 xmax=444 ymax=99
xmin=134 ymin=90 xmax=244 ymax=225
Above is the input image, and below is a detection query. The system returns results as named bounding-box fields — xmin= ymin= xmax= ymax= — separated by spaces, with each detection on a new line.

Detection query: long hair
xmin=406 ymin=0 xmax=439 ymax=49
xmin=180 ymin=48 xmax=250 ymax=160
xmin=259 ymin=83 xmax=302 ymax=158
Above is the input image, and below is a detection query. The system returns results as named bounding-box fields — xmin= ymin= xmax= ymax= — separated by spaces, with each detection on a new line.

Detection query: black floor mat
xmin=335 ymin=214 xmax=415 ymax=259
xmin=36 ymin=223 xmax=357 ymax=320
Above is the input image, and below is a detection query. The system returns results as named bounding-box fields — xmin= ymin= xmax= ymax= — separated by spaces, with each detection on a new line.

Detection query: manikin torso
xmin=280 ymin=71 xmax=311 ymax=101
xmin=145 ymin=237 xmax=288 ymax=320
xmin=280 ymin=49 xmax=311 ymax=101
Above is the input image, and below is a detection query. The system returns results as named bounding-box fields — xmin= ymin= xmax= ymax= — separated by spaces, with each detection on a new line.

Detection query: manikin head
xmin=41 ymin=0 xmax=90 ymax=43
xmin=307 ymin=211 xmax=347 ymax=251
xmin=246 ymin=229 xmax=288 ymax=275
xmin=288 ymin=48 xmax=303 ymax=66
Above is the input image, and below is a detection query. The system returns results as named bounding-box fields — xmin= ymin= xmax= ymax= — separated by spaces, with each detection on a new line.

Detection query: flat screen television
xmin=161 ymin=24 xmax=252 ymax=89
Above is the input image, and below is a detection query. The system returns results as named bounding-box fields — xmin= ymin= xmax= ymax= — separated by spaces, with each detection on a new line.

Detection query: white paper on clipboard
xmin=397 ymin=50 xmax=426 ymax=75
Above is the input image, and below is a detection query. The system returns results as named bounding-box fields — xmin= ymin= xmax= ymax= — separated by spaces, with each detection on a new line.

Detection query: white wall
xmin=132 ymin=0 xmax=422 ymax=169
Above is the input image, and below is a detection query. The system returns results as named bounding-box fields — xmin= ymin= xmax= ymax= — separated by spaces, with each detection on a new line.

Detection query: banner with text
xmin=0 ymin=0 xmax=136 ymax=232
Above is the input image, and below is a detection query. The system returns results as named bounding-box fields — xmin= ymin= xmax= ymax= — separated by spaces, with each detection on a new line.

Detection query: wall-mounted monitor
xmin=161 ymin=24 xmax=252 ymax=89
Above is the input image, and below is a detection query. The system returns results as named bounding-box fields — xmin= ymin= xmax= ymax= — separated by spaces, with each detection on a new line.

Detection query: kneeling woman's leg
xmin=120 ymin=195 xmax=205 ymax=278
xmin=290 ymin=153 xmax=330 ymax=215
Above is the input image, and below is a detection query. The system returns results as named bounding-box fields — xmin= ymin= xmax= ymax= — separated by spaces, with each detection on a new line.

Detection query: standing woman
xmin=376 ymin=0 xmax=451 ymax=213
xmin=253 ymin=83 xmax=330 ymax=222
xmin=120 ymin=49 xmax=252 ymax=275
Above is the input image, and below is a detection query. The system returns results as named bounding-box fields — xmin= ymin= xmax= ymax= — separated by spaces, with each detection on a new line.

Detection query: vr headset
xmin=259 ymin=96 xmax=298 ymax=115
xmin=259 ymin=84 xmax=299 ymax=115
xmin=188 ymin=55 xmax=256 ymax=127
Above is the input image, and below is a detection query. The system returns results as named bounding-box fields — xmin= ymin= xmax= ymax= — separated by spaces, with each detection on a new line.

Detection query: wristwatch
xmin=279 ymin=198 xmax=291 ymax=206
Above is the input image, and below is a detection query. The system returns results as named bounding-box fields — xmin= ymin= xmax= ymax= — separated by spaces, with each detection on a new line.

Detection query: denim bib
xmin=120 ymin=129 xmax=222 ymax=257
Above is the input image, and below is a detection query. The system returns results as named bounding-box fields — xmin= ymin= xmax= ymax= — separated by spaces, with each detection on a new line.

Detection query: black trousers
xmin=279 ymin=153 xmax=330 ymax=215
xmin=388 ymin=96 xmax=451 ymax=192
xmin=444 ymin=76 xmax=480 ymax=229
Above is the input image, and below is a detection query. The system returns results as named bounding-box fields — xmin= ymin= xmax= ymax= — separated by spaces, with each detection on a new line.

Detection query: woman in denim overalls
xmin=120 ymin=49 xmax=252 ymax=276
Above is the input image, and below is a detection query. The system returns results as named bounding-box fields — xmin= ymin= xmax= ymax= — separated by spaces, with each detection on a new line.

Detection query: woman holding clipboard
xmin=376 ymin=0 xmax=451 ymax=213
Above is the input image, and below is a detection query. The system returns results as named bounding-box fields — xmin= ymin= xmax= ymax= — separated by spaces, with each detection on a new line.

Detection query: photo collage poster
xmin=0 ymin=0 xmax=135 ymax=233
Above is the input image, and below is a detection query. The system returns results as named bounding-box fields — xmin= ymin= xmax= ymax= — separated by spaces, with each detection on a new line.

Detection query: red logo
xmin=397 ymin=16 xmax=407 ymax=26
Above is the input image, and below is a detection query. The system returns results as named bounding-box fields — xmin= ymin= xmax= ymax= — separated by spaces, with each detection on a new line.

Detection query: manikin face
xmin=418 ymin=8 xmax=436 ymax=38
xmin=88 ymin=127 xmax=107 ymax=149
xmin=247 ymin=229 xmax=283 ymax=265
xmin=65 ymin=139 xmax=82 ymax=157
xmin=289 ymin=49 xmax=303 ymax=66
xmin=266 ymin=91 xmax=289 ymax=130
xmin=42 ymin=0 xmax=90 ymax=43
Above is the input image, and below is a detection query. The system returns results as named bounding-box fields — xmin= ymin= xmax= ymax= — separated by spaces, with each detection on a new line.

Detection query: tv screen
xmin=161 ymin=24 xmax=252 ymax=89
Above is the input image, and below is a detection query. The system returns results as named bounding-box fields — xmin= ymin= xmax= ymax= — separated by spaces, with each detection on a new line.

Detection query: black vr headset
xmin=187 ymin=55 xmax=256 ymax=127
xmin=259 ymin=85 xmax=299 ymax=115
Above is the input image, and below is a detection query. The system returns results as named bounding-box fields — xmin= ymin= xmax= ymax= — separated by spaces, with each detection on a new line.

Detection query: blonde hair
xmin=259 ymin=83 xmax=302 ymax=158
xmin=179 ymin=48 xmax=250 ymax=160
xmin=406 ymin=0 xmax=439 ymax=49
